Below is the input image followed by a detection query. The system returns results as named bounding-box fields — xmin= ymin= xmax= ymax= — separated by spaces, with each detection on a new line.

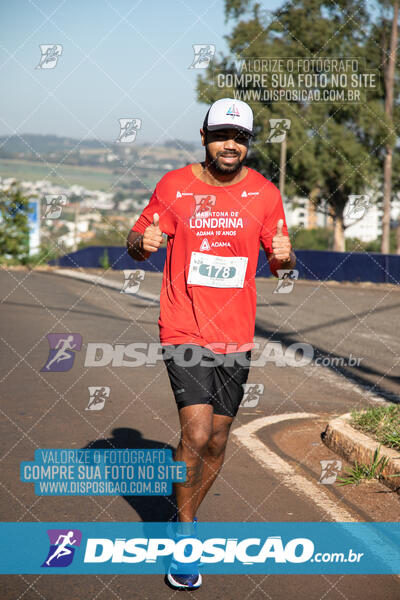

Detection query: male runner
xmin=127 ymin=98 xmax=296 ymax=589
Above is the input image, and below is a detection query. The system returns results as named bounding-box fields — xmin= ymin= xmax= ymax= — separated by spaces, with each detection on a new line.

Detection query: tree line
xmin=197 ymin=0 xmax=399 ymax=252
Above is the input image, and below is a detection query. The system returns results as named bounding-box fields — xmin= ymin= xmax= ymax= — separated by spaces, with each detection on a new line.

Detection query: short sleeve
xmin=131 ymin=186 xmax=175 ymax=237
xmin=260 ymin=187 xmax=289 ymax=254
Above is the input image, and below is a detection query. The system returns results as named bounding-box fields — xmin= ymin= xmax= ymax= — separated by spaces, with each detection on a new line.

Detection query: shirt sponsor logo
xmin=241 ymin=191 xmax=259 ymax=197
xmin=226 ymin=104 xmax=240 ymax=118
xmin=200 ymin=238 xmax=210 ymax=251
xmin=200 ymin=238 xmax=231 ymax=250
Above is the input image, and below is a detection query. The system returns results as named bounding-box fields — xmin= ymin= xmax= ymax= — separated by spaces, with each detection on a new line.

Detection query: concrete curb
xmin=322 ymin=412 xmax=400 ymax=493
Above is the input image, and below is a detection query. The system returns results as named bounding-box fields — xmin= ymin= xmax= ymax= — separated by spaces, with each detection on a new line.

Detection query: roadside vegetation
xmin=350 ymin=405 xmax=400 ymax=452
xmin=337 ymin=406 xmax=400 ymax=486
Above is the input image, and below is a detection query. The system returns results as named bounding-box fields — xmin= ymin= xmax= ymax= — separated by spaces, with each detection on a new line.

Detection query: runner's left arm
xmin=260 ymin=187 xmax=296 ymax=277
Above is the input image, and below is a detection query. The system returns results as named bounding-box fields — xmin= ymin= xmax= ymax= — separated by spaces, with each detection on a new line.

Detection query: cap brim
xmin=206 ymin=124 xmax=254 ymax=137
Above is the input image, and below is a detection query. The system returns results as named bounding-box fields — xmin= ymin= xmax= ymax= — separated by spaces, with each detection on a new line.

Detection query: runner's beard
xmin=206 ymin=146 xmax=246 ymax=175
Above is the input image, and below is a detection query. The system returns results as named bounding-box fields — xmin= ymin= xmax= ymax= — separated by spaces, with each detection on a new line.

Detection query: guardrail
xmin=49 ymin=246 xmax=400 ymax=284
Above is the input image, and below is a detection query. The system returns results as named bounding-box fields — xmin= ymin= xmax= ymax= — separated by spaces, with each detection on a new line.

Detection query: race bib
xmin=187 ymin=252 xmax=248 ymax=288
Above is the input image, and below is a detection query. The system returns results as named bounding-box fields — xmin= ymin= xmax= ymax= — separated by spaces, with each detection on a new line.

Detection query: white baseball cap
xmin=203 ymin=98 xmax=254 ymax=137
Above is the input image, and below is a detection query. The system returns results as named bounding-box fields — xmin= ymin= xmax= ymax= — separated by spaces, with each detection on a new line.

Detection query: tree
xmin=289 ymin=226 xmax=333 ymax=250
xmin=377 ymin=0 xmax=399 ymax=253
xmin=197 ymin=0 xmax=397 ymax=251
xmin=0 ymin=187 xmax=31 ymax=262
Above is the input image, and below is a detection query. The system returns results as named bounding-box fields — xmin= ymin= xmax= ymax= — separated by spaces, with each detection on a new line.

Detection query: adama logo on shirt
xmin=199 ymin=238 xmax=231 ymax=250
xmin=241 ymin=191 xmax=259 ymax=197
xmin=200 ymin=238 xmax=210 ymax=251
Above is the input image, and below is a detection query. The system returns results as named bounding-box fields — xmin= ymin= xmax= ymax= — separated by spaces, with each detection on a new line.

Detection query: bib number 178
xmin=187 ymin=252 xmax=248 ymax=288
xmin=199 ymin=264 xmax=236 ymax=279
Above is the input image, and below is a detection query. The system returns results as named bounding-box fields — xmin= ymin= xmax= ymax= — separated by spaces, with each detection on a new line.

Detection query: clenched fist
xmin=142 ymin=213 xmax=163 ymax=253
xmin=271 ymin=219 xmax=291 ymax=262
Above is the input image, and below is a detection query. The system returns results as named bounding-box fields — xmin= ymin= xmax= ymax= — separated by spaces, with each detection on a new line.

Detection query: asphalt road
xmin=1 ymin=267 xmax=399 ymax=599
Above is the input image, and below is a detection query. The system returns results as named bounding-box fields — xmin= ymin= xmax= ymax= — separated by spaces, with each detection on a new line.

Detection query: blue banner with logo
xmin=0 ymin=522 xmax=399 ymax=574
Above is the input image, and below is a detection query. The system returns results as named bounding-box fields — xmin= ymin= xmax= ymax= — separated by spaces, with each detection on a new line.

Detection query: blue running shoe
xmin=166 ymin=517 xmax=202 ymax=589
xmin=166 ymin=565 xmax=202 ymax=590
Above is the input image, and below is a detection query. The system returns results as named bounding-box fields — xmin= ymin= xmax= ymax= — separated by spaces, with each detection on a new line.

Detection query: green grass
xmin=334 ymin=406 xmax=400 ymax=487
xmin=337 ymin=445 xmax=389 ymax=485
xmin=336 ymin=444 xmax=398 ymax=486
xmin=0 ymin=159 xmax=114 ymax=190
xmin=0 ymin=159 xmax=162 ymax=191
xmin=350 ymin=405 xmax=400 ymax=452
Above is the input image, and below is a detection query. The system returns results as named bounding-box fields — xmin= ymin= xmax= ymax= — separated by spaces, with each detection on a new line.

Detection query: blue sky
xmin=0 ymin=0 xmax=284 ymax=144
xmin=0 ymin=0 xmax=381 ymax=144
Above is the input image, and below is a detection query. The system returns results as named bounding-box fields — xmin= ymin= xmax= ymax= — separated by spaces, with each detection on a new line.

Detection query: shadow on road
xmin=2 ymin=299 xmax=157 ymax=325
xmin=254 ymin=320 xmax=400 ymax=404
xmin=82 ymin=427 xmax=177 ymax=522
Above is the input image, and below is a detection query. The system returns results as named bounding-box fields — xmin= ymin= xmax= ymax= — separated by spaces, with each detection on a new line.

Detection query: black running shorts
xmin=162 ymin=344 xmax=251 ymax=417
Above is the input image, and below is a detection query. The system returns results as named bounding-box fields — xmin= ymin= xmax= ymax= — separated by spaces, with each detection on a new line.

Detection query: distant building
xmin=283 ymin=191 xmax=400 ymax=243
xmin=118 ymin=199 xmax=135 ymax=212
xmin=344 ymin=195 xmax=400 ymax=243
xmin=284 ymin=196 xmax=330 ymax=230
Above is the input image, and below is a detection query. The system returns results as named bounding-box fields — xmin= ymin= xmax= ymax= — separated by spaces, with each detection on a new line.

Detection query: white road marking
xmin=232 ymin=412 xmax=357 ymax=522
xmin=357 ymin=331 xmax=400 ymax=347
xmin=233 ymin=413 xmax=400 ymax=576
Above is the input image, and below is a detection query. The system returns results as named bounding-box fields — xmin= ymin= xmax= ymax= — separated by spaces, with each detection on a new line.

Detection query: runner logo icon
xmin=41 ymin=333 xmax=82 ymax=372
xmin=273 ymin=270 xmax=299 ymax=294
xmin=241 ymin=383 xmax=264 ymax=408
xmin=319 ymin=460 xmax=342 ymax=484
xmin=121 ymin=270 xmax=145 ymax=294
xmin=266 ymin=119 xmax=291 ymax=143
xmin=192 ymin=194 xmax=216 ymax=217
xmin=42 ymin=529 xmax=82 ymax=567
xmin=188 ymin=44 xmax=215 ymax=69
xmin=36 ymin=44 xmax=63 ymax=69
xmin=116 ymin=118 xmax=142 ymax=143
xmin=43 ymin=194 xmax=67 ymax=219
xmin=86 ymin=386 xmax=111 ymax=411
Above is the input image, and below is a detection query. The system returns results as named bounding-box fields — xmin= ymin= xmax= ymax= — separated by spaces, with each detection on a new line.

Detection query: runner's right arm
xmin=126 ymin=230 xmax=150 ymax=261
xmin=127 ymin=184 xmax=175 ymax=261
xmin=127 ymin=214 xmax=163 ymax=262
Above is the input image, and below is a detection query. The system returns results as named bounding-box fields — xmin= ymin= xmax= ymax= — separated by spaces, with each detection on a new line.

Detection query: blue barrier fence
xmin=49 ymin=246 xmax=400 ymax=284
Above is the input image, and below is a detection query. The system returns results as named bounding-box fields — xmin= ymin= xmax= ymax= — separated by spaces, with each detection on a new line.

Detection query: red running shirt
xmin=131 ymin=164 xmax=289 ymax=353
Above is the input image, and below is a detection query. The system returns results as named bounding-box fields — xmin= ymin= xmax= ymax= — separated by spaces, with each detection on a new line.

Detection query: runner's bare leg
xmin=173 ymin=404 xmax=213 ymax=522
xmin=192 ymin=414 xmax=233 ymax=515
